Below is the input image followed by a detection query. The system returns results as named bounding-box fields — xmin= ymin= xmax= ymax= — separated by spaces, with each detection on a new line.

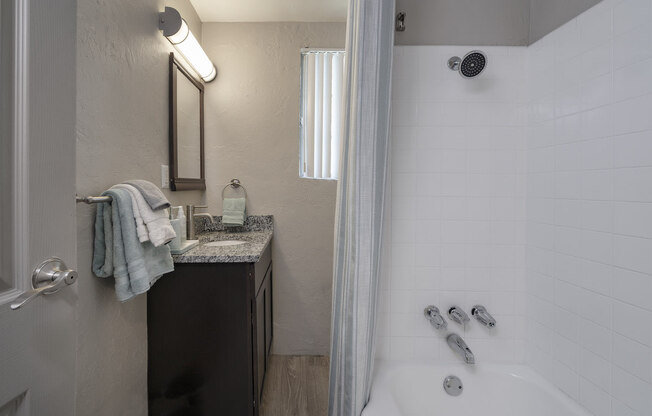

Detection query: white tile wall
xmin=378 ymin=45 xmax=529 ymax=364
xmin=380 ymin=2 xmax=652 ymax=415
xmin=381 ymin=2 xmax=652 ymax=415
xmin=526 ymin=0 xmax=652 ymax=414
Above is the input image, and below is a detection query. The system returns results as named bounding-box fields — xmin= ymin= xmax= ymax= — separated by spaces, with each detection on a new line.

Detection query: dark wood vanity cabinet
xmin=148 ymin=245 xmax=272 ymax=416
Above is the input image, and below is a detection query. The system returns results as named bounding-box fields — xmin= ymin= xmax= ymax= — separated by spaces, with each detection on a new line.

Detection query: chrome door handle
xmin=11 ymin=257 xmax=78 ymax=310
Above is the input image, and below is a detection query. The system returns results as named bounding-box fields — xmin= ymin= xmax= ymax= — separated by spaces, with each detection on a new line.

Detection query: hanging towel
xmin=92 ymin=202 xmax=114 ymax=278
xmin=112 ymin=183 xmax=176 ymax=246
xmin=123 ymin=179 xmax=171 ymax=210
xmin=92 ymin=188 xmax=174 ymax=302
xmin=222 ymin=197 xmax=246 ymax=227
xmin=110 ymin=184 xmax=149 ymax=243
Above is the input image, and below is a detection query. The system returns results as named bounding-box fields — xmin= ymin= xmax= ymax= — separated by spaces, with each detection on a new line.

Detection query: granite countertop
xmin=172 ymin=215 xmax=273 ymax=264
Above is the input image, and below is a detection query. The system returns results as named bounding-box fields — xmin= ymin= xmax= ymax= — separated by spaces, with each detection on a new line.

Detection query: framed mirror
xmin=169 ymin=52 xmax=206 ymax=190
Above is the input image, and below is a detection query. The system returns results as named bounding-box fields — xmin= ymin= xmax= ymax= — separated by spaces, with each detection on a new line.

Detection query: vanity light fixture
xmin=159 ymin=7 xmax=217 ymax=82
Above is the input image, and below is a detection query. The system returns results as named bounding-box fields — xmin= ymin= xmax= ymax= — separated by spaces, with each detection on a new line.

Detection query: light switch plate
xmin=161 ymin=165 xmax=169 ymax=189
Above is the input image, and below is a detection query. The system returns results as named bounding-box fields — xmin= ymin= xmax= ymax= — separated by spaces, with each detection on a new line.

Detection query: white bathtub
xmin=362 ymin=361 xmax=593 ymax=416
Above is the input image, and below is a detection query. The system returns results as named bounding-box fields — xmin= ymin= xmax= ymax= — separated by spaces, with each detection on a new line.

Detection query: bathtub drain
xmin=443 ymin=375 xmax=463 ymax=396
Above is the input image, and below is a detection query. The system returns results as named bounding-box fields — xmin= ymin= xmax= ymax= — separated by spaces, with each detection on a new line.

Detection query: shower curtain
xmin=328 ymin=0 xmax=395 ymax=415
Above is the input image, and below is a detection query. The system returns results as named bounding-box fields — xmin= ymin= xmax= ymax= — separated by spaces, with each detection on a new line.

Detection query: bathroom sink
xmin=204 ymin=240 xmax=247 ymax=247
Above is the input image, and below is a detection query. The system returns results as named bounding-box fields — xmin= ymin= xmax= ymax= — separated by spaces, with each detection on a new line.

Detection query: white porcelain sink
xmin=204 ymin=240 xmax=247 ymax=247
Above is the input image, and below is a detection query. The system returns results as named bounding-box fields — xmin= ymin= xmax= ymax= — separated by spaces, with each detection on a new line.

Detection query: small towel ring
xmin=221 ymin=178 xmax=247 ymax=199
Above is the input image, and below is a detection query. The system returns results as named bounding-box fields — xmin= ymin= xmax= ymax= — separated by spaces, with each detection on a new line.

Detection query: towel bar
xmin=221 ymin=179 xmax=247 ymax=199
xmin=75 ymin=195 xmax=113 ymax=204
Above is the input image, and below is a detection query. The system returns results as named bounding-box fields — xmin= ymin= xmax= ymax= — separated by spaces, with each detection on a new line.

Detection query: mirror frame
xmin=169 ymin=52 xmax=206 ymax=191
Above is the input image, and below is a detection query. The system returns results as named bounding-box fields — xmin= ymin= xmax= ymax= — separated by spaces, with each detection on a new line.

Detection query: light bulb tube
xmin=166 ymin=20 xmax=216 ymax=82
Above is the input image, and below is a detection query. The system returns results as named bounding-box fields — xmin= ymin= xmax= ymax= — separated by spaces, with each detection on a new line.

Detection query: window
xmin=299 ymin=49 xmax=345 ymax=180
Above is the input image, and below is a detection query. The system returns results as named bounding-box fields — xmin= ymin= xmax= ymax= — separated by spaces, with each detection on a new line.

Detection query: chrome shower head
xmin=448 ymin=50 xmax=487 ymax=78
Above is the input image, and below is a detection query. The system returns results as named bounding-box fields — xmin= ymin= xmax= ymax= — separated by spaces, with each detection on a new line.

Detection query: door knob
xmin=11 ymin=257 xmax=78 ymax=310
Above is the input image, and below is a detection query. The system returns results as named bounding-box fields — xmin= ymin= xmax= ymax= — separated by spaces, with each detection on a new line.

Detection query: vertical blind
xmin=300 ymin=49 xmax=345 ymax=180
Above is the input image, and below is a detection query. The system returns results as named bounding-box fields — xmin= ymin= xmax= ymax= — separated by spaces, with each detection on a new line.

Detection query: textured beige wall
xmin=395 ymin=0 xmax=531 ymax=45
xmin=394 ymin=0 xmax=603 ymax=46
xmin=202 ymin=22 xmax=345 ymax=355
xmin=529 ymin=0 xmax=602 ymax=43
xmin=75 ymin=1 xmax=203 ymax=415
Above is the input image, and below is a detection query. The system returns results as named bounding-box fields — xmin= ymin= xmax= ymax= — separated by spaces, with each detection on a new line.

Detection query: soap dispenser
xmin=169 ymin=206 xmax=200 ymax=255
xmin=169 ymin=206 xmax=183 ymax=250
xmin=176 ymin=206 xmax=187 ymax=242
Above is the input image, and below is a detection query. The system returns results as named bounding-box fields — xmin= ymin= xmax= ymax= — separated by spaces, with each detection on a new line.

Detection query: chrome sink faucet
xmin=186 ymin=204 xmax=215 ymax=240
xmin=471 ymin=305 xmax=496 ymax=328
xmin=424 ymin=305 xmax=447 ymax=330
xmin=447 ymin=333 xmax=475 ymax=364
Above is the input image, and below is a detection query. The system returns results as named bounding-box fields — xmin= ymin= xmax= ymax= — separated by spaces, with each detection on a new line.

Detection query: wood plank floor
xmin=260 ymin=355 xmax=330 ymax=416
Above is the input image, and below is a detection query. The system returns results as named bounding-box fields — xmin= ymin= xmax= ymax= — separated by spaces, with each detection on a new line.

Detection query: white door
xmin=0 ymin=0 xmax=77 ymax=414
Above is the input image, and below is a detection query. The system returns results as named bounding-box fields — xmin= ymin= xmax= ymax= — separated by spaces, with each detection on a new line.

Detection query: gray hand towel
xmin=123 ymin=179 xmax=170 ymax=210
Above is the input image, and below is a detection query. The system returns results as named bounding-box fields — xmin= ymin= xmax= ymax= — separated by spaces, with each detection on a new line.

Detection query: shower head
xmin=447 ymin=50 xmax=487 ymax=78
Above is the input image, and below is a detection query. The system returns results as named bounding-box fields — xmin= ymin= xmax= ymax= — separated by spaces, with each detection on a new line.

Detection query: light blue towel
xmin=92 ymin=188 xmax=174 ymax=301
xmin=222 ymin=197 xmax=246 ymax=227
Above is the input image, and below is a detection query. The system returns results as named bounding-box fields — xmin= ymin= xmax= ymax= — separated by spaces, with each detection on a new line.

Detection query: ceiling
xmin=189 ymin=0 xmax=348 ymax=22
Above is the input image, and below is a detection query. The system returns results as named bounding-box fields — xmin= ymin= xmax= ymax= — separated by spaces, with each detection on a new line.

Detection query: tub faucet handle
xmin=448 ymin=306 xmax=470 ymax=325
xmin=471 ymin=305 xmax=496 ymax=328
xmin=424 ymin=305 xmax=448 ymax=330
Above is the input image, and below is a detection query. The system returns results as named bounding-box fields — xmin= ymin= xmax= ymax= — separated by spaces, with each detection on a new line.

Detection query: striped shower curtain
xmin=328 ymin=0 xmax=395 ymax=415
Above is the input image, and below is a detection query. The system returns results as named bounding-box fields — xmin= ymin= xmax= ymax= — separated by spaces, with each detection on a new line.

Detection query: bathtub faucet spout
xmin=447 ymin=333 xmax=475 ymax=364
